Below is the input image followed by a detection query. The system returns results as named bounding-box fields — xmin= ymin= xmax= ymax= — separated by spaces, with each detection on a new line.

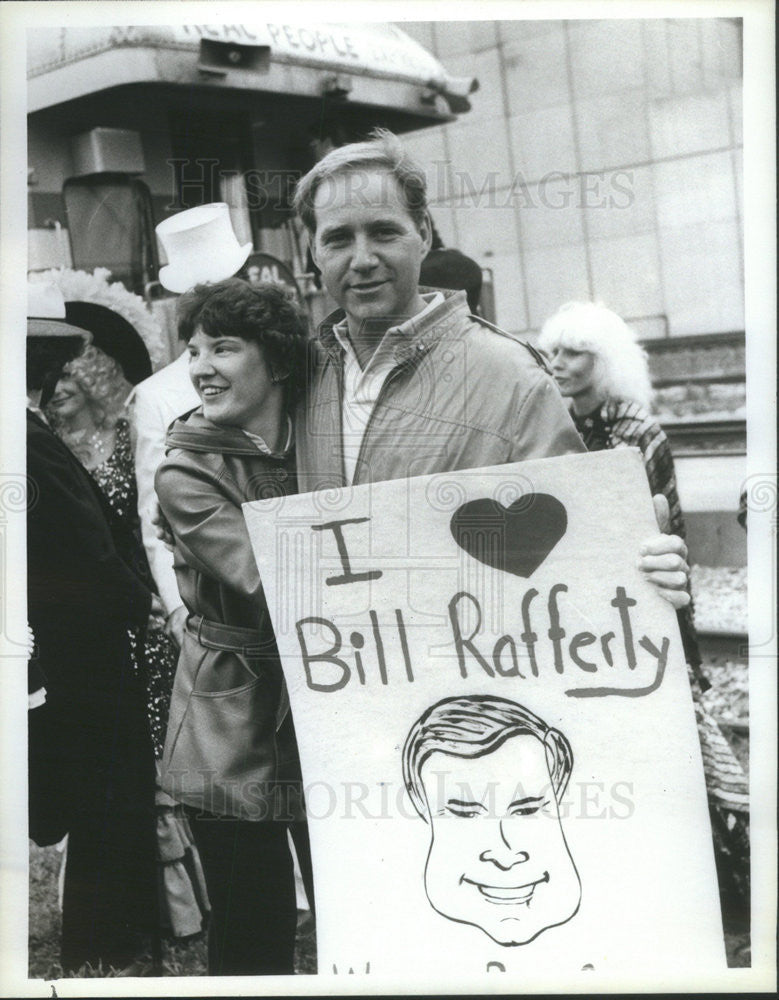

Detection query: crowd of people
xmin=26 ymin=129 xmax=748 ymax=976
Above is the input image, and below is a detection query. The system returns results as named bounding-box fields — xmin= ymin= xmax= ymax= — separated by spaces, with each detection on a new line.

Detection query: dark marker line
xmin=507 ymin=796 xmax=545 ymax=809
xmin=565 ymin=641 xmax=668 ymax=698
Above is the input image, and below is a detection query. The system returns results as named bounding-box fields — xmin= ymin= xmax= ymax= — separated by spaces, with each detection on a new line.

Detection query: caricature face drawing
xmin=403 ymin=696 xmax=581 ymax=947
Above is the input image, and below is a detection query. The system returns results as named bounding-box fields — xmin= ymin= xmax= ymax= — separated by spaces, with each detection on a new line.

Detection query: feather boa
xmin=30 ymin=267 xmax=166 ymax=372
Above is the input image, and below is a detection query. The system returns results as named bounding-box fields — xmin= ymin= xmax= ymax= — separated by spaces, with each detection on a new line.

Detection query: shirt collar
xmin=331 ymin=291 xmax=445 ymax=368
xmin=242 ymin=415 xmax=293 ymax=456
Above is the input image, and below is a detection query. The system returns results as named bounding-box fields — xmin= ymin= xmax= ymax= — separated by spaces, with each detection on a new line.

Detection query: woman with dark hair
xmin=155 ymin=277 xmax=314 ymax=976
xmin=419 ymin=221 xmax=483 ymax=315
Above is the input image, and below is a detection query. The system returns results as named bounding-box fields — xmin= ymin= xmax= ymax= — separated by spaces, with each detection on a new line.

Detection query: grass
xmin=28 ymin=841 xmax=316 ymax=979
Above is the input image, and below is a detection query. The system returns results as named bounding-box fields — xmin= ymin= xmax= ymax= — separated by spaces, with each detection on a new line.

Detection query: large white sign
xmin=244 ymin=449 xmax=724 ymax=984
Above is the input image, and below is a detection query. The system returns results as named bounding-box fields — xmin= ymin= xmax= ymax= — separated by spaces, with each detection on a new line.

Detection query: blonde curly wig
xmin=538 ymin=301 xmax=653 ymax=411
xmin=46 ymin=344 xmax=132 ymax=441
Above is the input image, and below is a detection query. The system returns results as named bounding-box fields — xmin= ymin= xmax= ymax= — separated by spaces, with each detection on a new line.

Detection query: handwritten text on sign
xmin=297 ymin=514 xmax=669 ymax=698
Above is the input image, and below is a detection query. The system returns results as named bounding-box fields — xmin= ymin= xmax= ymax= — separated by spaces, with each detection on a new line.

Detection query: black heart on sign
xmin=450 ymin=494 xmax=567 ymax=578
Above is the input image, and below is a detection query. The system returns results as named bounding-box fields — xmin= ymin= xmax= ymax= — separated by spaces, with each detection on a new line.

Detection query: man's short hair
xmin=402 ymin=694 xmax=574 ymax=821
xmin=292 ymin=128 xmax=429 ymax=235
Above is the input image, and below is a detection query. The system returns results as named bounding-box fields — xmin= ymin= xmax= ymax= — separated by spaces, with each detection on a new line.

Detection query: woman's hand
xmin=638 ymin=494 xmax=691 ymax=609
xmin=165 ymin=605 xmax=188 ymax=649
xmin=148 ymin=593 xmax=167 ymax=629
xmin=152 ymin=500 xmax=176 ymax=552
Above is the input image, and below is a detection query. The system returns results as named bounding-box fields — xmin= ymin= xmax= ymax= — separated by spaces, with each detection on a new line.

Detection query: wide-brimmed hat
xmin=27 ymin=282 xmax=91 ymax=339
xmin=156 ymin=203 xmax=253 ymax=294
xmin=27 ymin=282 xmax=91 ymax=402
xmin=64 ymin=300 xmax=152 ymax=385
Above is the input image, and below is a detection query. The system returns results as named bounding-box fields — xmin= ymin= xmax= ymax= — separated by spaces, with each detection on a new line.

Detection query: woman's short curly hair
xmin=176 ymin=278 xmax=310 ymax=401
xmin=538 ymin=301 xmax=653 ymax=411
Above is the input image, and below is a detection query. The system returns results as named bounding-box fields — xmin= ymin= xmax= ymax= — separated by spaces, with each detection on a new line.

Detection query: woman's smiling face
xmin=48 ymin=376 xmax=89 ymax=420
xmin=187 ymin=327 xmax=277 ymax=434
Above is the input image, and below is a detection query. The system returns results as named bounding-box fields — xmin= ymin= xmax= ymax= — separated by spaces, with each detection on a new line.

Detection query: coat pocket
xmin=160 ymin=632 xmax=281 ymax=818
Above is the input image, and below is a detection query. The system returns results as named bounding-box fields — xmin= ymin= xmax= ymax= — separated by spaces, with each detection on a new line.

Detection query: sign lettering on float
xmin=243 ymin=449 xmax=725 ymax=983
xmin=239 ymin=252 xmax=302 ymax=304
xmin=179 ymin=23 xmax=440 ymax=77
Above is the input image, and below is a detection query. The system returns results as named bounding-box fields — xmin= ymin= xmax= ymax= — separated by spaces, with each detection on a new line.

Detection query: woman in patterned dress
xmin=539 ymin=300 xmax=750 ymax=925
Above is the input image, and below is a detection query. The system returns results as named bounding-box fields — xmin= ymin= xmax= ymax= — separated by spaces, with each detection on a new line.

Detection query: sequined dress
xmin=90 ymin=418 xmax=178 ymax=758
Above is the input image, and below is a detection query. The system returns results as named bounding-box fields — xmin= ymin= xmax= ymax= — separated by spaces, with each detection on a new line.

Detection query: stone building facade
xmin=399 ymin=18 xmax=746 ymax=565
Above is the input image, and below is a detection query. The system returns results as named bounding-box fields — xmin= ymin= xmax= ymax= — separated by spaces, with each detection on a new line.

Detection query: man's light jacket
xmin=296 ymin=289 xmax=585 ymax=490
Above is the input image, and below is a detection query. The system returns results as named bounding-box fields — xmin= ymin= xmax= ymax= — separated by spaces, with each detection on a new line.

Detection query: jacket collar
xmin=165 ymin=407 xmax=293 ymax=460
xmin=317 ymin=287 xmax=469 ymax=366
xmin=26 ymin=403 xmax=49 ymax=427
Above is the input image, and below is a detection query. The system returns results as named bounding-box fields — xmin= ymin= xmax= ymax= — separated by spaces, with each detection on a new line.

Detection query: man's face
xmin=420 ymin=734 xmax=581 ymax=946
xmin=309 ymin=169 xmax=431 ymax=334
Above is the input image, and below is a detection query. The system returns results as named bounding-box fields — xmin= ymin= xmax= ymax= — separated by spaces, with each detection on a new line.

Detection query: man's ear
xmin=419 ymin=212 xmax=433 ymax=254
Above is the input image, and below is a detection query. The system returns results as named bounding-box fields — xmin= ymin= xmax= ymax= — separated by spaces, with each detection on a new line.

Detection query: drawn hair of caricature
xmin=402 ymin=695 xmax=581 ymax=947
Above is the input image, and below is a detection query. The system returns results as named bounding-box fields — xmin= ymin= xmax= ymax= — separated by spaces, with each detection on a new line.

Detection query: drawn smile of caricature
xmin=403 ymin=696 xmax=581 ymax=946
xmin=460 ymin=869 xmax=549 ymax=907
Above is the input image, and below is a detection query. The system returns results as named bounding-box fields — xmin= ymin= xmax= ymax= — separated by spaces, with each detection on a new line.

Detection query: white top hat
xmin=27 ymin=281 xmax=90 ymax=338
xmin=155 ymin=203 xmax=253 ymax=294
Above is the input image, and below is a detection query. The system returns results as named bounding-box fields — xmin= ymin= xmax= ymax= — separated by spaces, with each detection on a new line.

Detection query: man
xmin=130 ymin=349 xmax=198 ymax=645
xmin=26 ymin=283 xmax=157 ymax=972
xmin=291 ymin=129 xmax=690 ymax=607
xmin=402 ymin=695 xmax=580 ymax=947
